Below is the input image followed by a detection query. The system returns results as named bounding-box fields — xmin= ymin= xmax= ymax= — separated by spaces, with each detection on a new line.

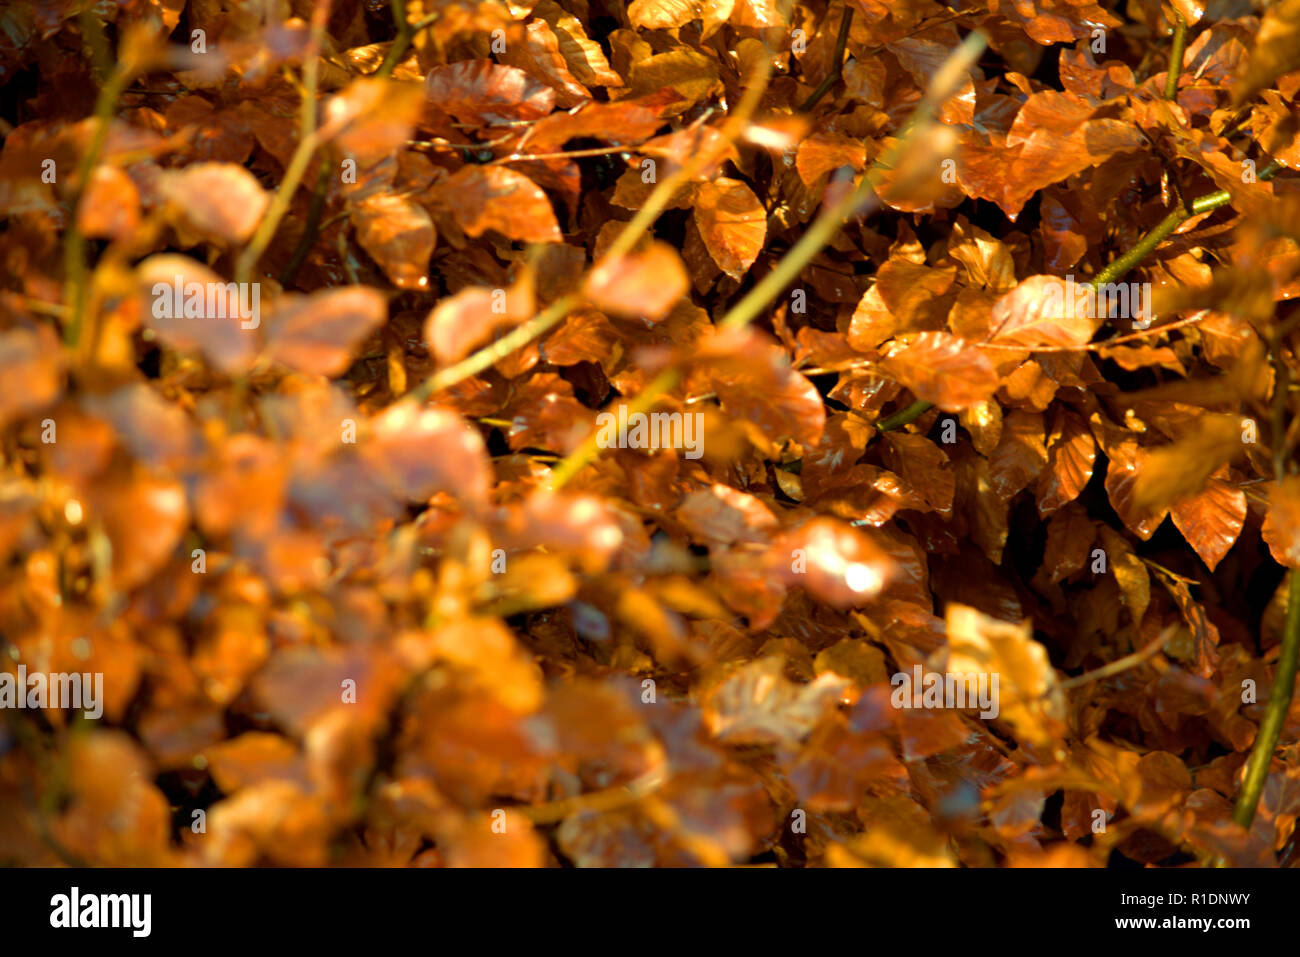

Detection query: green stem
xmin=878 ymin=399 xmax=933 ymax=431
xmin=1092 ymin=160 xmax=1280 ymax=287
xmin=376 ymin=1 xmax=438 ymax=79
xmin=1232 ymin=569 xmax=1300 ymax=830
xmin=1164 ymin=12 xmax=1188 ymax=101
xmin=63 ymin=10 xmax=132 ymax=349
xmin=234 ymin=7 xmax=328 ymax=287
xmin=799 ymin=7 xmax=854 ymax=112
xmin=279 ymin=155 xmax=331 ymax=287
xmin=405 ymin=295 xmax=579 ymax=404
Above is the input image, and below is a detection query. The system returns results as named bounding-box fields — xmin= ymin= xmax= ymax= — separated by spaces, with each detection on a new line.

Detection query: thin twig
xmin=279 ymin=155 xmax=332 ymax=287
xmin=1232 ymin=570 xmax=1300 ymax=829
xmin=63 ymin=10 xmax=134 ymax=349
xmin=491 ymin=144 xmax=638 ymax=163
xmin=515 ymin=755 xmax=668 ymax=825
xmin=233 ymin=3 xmax=332 ymax=287
xmin=799 ymin=7 xmax=854 ymax=111
xmin=375 ymin=1 xmax=438 ymax=79
xmin=1164 ymin=12 xmax=1188 ymax=101
xmin=1059 ymin=626 xmax=1177 ymax=691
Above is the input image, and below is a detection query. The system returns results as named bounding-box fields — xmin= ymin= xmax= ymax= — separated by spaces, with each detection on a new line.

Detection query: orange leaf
xmin=1263 ymin=477 xmax=1300 ymax=568
xmin=584 ymin=241 xmax=688 ymax=320
xmin=693 ymin=176 xmax=765 ymax=280
xmin=990 ymin=275 xmax=1102 ymax=349
xmin=158 ymin=162 xmax=269 ymax=244
xmin=263 ymin=286 xmax=388 ymax=375
xmin=1170 ymin=476 xmax=1247 ymax=572
xmin=436 ymin=166 xmax=561 ymax=244
xmin=878 ymin=332 xmax=1000 ymax=411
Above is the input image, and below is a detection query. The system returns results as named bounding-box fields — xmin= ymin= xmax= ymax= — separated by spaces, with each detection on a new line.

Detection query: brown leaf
xmin=435 ymin=166 xmax=561 ymax=244
xmin=263 ymin=286 xmax=388 ymax=376
xmin=77 ymin=165 xmax=140 ymax=241
xmin=351 ymin=193 xmax=435 ymax=291
xmin=533 ymin=1 xmax=624 ymax=88
xmin=92 ymin=472 xmax=189 ymax=591
xmin=323 ymin=78 xmax=426 ymax=168
xmin=1170 ymin=475 xmax=1246 ymax=572
xmin=0 ymin=325 xmax=61 ymax=428
xmin=943 ymin=603 xmax=1065 ymax=747
xmin=1131 ymin=414 xmax=1243 ymax=513
xmin=878 ymin=332 xmax=1000 ymax=411
xmin=425 ymin=280 xmax=533 ymax=365
xmin=769 ymin=517 xmax=895 ymax=607
xmin=363 ymin=402 xmax=493 ymax=510
xmin=628 ymin=0 xmax=701 ymax=30
xmin=693 ymin=177 xmax=766 ymax=280
xmin=1098 ymin=526 xmax=1151 ymax=625
xmin=990 ymin=275 xmax=1102 ymax=349
xmin=701 ymin=656 xmax=849 ymax=746
xmin=1263 ymin=477 xmax=1300 ymax=568
xmin=704 ymin=334 xmax=826 ymax=446
xmin=137 ymin=255 xmax=259 ymax=374
xmin=158 ymin=162 xmax=269 ymax=244
xmin=499 ymin=19 xmax=591 ymax=106
xmin=1037 ymin=407 xmax=1096 ymax=516
xmin=629 ymin=48 xmax=722 ymax=107
xmin=424 ymin=61 xmax=556 ymax=125
xmin=584 ymin=242 xmax=689 ymax=320
xmin=882 ymin=432 xmax=955 ymax=515
xmin=1232 ymin=0 xmax=1300 ymax=105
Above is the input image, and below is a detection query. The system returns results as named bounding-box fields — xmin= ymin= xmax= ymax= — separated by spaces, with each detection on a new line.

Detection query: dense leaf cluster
xmin=1 ymin=0 xmax=1299 ymax=867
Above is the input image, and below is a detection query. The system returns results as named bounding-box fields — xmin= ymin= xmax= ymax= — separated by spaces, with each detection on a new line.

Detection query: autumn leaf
xmin=768 ymin=517 xmax=895 ymax=607
xmin=425 ymin=279 xmax=533 ymax=365
xmin=424 ymin=61 xmax=556 ymax=125
xmin=351 ymin=193 xmax=435 ymax=291
xmin=1232 ymin=0 xmax=1300 ymax=105
xmin=1170 ymin=474 xmax=1247 ymax=572
xmin=136 ymin=254 xmax=259 ymax=374
xmin=78 ymin=165 xmax=139 ymax=241
xmin=943 ymin=604 xmax=1065 ymax=747
xmin=262 ymin=286 xmax=388 ymax=375
xmin=693 ymin=177 xmax=766 ymax=280
xmin=989 ymin=275 xmax=1102 ymax=348
xmin=583 ymin=241 xmax=689 ymax=320
xmin=1263 ymin=477 xmax=1300 ymax=568
xmin=323 ymin=78 xmax=425 ymax=167
xmin=363 ymin=403 xmax=493 ymax=510
xmin=882 ymin=432 xmax=955 ymax=516
xmin=878 ymin=332 xmax=1000 ymax=411
xmin=158 ymin=162 xmax=269 ymax=244
xmin=1036 ymin=407 xmax=1096 ymax=516
xmin=1130 ymin=414 xmax=1244 ymax=513
xmin=1097 ymin=526 xmax=1151 ymax=625
xmin=434 ymin=166 xmax=561 ymax=244
xmin=629 ymin=48 xmax=722 ymax=107
xmin=0 ymin=325 xmax=61 ymax=428
xmin=628 ymin=0 xmax=701 ymax=30
xmin=701 ymin=656 xmax=849 ymax=746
